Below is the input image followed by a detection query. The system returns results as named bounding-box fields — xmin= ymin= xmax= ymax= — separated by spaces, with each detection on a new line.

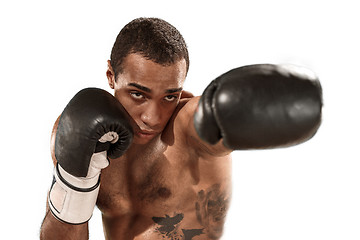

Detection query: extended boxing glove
xmin=194 ymin=64 xmax=322 ymax=149
xmin=48 ymin=88 xmax=133 ymax=224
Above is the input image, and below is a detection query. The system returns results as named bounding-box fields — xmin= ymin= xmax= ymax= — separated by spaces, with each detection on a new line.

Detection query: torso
xmin=96 ymin=98 xmax=232 ymax=240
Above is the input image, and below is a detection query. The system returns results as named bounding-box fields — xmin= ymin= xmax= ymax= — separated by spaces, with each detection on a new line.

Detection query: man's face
xmin=107 ymin=53 xmax=187 ymax=144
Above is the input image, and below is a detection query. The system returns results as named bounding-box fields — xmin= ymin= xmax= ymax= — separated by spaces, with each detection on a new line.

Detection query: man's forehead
xmin=117 ymin=53 xmax=187 ymax=90
xmin=123 ymin=53 xmax=187 ymax=72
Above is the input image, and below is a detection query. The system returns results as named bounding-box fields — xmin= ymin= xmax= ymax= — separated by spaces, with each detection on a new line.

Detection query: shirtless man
xmin=40 ymin=18 xmax=322 ymax=239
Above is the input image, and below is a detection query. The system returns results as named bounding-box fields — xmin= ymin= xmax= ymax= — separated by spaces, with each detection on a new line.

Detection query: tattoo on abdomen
xmin=152 ymin=213 xmax=204 ymax=240
xmin=151 ymin=184 xmax=229 ymax=239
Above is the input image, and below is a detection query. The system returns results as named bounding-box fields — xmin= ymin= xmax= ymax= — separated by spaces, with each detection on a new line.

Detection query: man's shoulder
xmin=160 ymin=97 xmax=197 ymax=145
xmin=170 ymin=96 xmax=199 ymax=130
xmin=172 ymin=96 xmax=232 ymax=157
xmin=176 ymin=96 xmax=199 ymax=118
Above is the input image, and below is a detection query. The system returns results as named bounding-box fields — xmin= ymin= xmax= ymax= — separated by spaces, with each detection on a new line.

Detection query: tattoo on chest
xmin=195 ymin=184 xmax=230 ymax=239
xmin=151 ymin=184 xmax=229 ymax=239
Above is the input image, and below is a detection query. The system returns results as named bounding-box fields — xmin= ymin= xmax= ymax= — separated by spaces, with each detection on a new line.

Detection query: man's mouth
xmin=136 ymin=130 xmax=158 ymax=139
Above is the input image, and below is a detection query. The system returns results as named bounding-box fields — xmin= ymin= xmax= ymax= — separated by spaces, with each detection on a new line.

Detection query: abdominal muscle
xmin=101 ymin=209 xmax=207 ymax=240
xmin=99 ymin=183 xmax=230 ymax=240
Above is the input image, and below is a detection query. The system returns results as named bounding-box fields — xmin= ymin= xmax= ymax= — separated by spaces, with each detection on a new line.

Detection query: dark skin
xmin=41 ymin=53 xmax=232 ymax=240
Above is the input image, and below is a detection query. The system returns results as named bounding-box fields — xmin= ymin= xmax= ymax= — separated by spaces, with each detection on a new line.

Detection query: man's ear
xmin=106 ymin=60 xmax=115 ymax=89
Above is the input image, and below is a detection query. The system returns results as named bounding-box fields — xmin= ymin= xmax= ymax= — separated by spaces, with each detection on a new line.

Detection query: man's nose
xmin=140 ymin=101 xmax=162 ymax=129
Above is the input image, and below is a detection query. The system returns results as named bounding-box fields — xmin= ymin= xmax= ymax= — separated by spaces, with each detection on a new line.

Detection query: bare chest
xmin=97 ymin=141 xmax=231 ymax=239
xmin=99 ymin=142 xmax=197 ymax=212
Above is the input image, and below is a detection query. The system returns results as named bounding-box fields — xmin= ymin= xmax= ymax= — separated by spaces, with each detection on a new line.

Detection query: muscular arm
xmin=40 ymin=116 xmax=89 ymax=240
xmin=41 ymin=88 xmax=133 ymax=239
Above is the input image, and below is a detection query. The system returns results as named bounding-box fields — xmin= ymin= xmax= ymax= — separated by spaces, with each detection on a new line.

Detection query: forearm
xmin=40 ymin=198 xmax=89 ymax=240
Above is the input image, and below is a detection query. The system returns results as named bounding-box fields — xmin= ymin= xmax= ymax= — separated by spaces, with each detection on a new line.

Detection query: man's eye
xmin=164 ymin=95 xmax=178 ymax=102
xmin=130 ymin=92 xmax=144 ymax=100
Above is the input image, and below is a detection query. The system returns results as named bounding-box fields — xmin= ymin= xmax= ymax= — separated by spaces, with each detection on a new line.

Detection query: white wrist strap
xmin=48 ymin=164 xmax=100 ymax=224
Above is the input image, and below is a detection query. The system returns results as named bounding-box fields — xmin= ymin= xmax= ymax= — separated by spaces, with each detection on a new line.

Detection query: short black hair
xmin=110 ymin=17 xmax=189 ymax=79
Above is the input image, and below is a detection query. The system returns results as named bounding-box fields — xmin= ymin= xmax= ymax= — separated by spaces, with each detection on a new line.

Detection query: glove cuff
xmin=48 ymin=164 xmax=100 ymax=224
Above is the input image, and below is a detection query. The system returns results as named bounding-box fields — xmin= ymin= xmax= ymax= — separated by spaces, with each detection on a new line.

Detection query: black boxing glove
xmin=194 ymin=64 xmax=322 ymax=149
xmin=48 ymin=88 xmax=133 ymax=224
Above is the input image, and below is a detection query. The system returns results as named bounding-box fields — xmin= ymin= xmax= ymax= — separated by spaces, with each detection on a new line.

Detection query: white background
xmin=1 ymin=0 xmax=359 ymax=239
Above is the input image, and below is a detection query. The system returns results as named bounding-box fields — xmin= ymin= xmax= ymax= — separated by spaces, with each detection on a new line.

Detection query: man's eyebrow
xmin=128 ymin=83 xmax=182 ymax=94
xmin=128 ymin=83 xmax=151 ymax=93
xmin=165 ymin=87 xmax=183 ymax=94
